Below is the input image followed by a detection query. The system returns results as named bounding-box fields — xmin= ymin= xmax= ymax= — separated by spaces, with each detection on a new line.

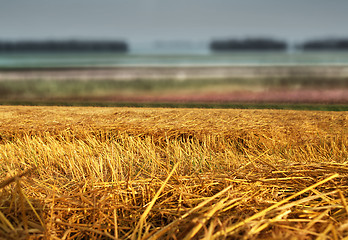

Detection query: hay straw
xmin=0 ymin=211 xmax=15 ymax=232
xmin=0 ymin=167 xmax=36 ymax=189
xmin=183 ymin=197 xmax=227 ymax=240
xmin=149 ymin=185 xmax=234 ymax=240
xmin=0 ymin=106 xmax=347 ymax=239
xmin=132 ymin=162 xmax=179 ymax=240
xmin=213 ymin=173 xmax=339 ymax=239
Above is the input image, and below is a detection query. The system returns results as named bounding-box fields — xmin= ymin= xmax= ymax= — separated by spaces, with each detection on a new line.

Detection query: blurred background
xmin=0 ymin=0 xmax=348 ymax=108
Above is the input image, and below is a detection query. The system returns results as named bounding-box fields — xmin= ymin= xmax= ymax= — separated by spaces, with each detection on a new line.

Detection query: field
xmin=1 ymin=66 xmax=348 ymax=108
xmin=0 ymin=105 xmax=347 ymax=239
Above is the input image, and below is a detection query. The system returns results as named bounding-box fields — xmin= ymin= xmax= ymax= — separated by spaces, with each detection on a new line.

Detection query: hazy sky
xmin=1 ymin=0 xmax=348 ymax=44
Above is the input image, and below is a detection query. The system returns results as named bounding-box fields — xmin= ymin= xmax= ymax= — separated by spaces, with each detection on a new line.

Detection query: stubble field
xmin=0 ymin=105 xmax=347 ymax=239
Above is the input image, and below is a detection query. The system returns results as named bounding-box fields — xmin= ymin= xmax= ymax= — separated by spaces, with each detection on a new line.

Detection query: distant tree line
xmin=0 ymin=40 xmax=128 ymax=53
xmin=297 ymin=38 xmax=348 ymax=51
xmin=210 ymin=37 xmax=348 ymax=52
xmin=210 ymin=38 xmax=287 ymax=51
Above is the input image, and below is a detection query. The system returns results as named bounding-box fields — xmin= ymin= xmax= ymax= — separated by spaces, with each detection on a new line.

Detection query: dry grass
xmin=0 ymin=106 xmax=347 ymax=239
